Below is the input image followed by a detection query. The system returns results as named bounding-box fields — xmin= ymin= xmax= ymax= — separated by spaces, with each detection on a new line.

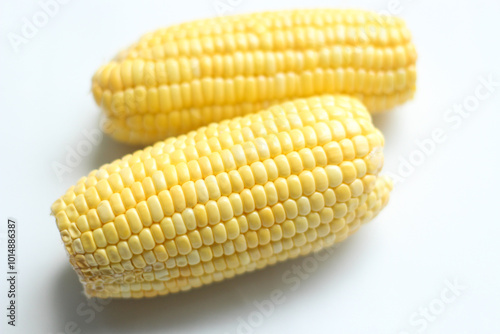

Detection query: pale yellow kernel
xmin=272 ymin=204 xmax=286 ymax=223
xmin=259 ymin=207 xmax=275 ymax=227
xmin=209 ymin=152 xmax=225 ymax=174
xmin=299 ymin=171 xmax=315 ymax=196
xmin=187 ymin=160 xmax=202 ymax=180
xmin=152 ymin=171 xmax=167 ymax=192
xmin=312 ymin=167 xmax=329 ymax=192
xmin=247 ymin=212 xmax=262 ymax=231
xmin=289 ymin=129 xmax=305 ymax=150
xmin=95 ymin=249 xmax=110 ymax=266
xmin=217 ymin=196 xmax=234 ymax=221
xmin=335 ymin=184 xmax=352 ymax=202
xmin=251 ymin=185 xmax=267 ymax=209
xmin=151 ymin=224 xmax=165 ymax=243
xmin=200 ymin=226 xmax=214 ymax=246
xmin=270 ymin=225 xmax=283 ymax=241
xmin=109 ymin=193 xmax=125 ymax=215
xmin=206 ymin=200 xmax=221 ymax=225
xmin=176 ymin=163 xmax=191 ymax=184
xmin=287 ymin=175 xmax=302 ymax=199
xmin=274 ymin=178 xmax=289 ymax=202
xmin=170 ymin=185 xmax=187 ymax=212
xmin=282 ymin=220 xmax=296 ymax=238
xmin=251 ymin=162 xmax=268 ymax=185
xmin=114 ymin=214 xmax=131 ymax=239
xmin=160 ymin=217 xmax=176 ymax=239
xmin=213 ymin=223 xmax=228 ymax=243
xmin=352 ymin=135 xmax=370 ymax=157
xmin=333 ymin=203 xmax=348 ymax=218
xmin=340 ymin=139 xmax=355 ymax=160
xmin=263 ymin=159 xmax=279 ymax=181
xmin=131 ymin=163 xmax=146 ymax=181
xmin=147 ymin=196 xmax=164 ymax=223
xmin=81 ymin=231 xmax=97 ymax=252
xmin=299 ymin=148 xmax=316 ymax=170
xmin=240 ymin=189 xmax=255 ymax=213
xmin=224 ymin=218 xmax=240 ymax=240
xmin=331 ymin=218 xmax=346 ymax=232
xmin=283 ymin=199 xmax=298 ymax=219
xmin=142 ymin=178 xmax=156 ymax=198
xmin=264 ymin=182 xmax=278 ymax=206
xmin=106 ymin=245 xmax=121 ymax=263
xmin=323 ymin=142 xmax=343 ymax=164
xmin=237 ymin=216 xmax=249 ymax=234
xmin=143 ymin=250 xmax=157 ymax=265
xmin=228 ymin=193 xmax=243 ymax=216
xmin=216 ymin=173 xmax=232 ymax=196
xmin=137 ymin=201 xmax=153 ymax=227
xmin=340 ymin=161 xmax=357 ymax=183
xmin=310 ymin=192 xmax=326 ymax=212
xmin=102 ymin=223 xmax=119 ymax=245
xmin=246 ymin=231 xmax=259 ymax=248
xmin=95 ymin=180 xmax=113 ymax=201
xmin=297 ymin=197 xmax=311 ymax=216
xmin=96 ymin=200 xmax=114 ymax=224
xmin=287 ymin=151 xmax=304 ymax=174
xmin=325 ymin=165 xmax=343 ymax=188
xmin=182 ymin=208 xmax=197 ymax=230
xmin=132 ymin=255 xmax=147 ymax=269
xmin=349 ymin=179 xmax=364 ymax=197
xmin=139 ymin=228 xmax=156 ymax=250
xmin=128 ymin=235 xmax=144 ymax=254
xmin=275 ymin=155 xmax=291 ymax=177
xmin=195 ymin=179 xmax=209 ymax=204
xmin=68 ymin=223 xmax=81 ymax=239
xmin=172 ymin=213 xmax=187 ymax=235
xmin=119 ymin=167 xmax=134 ymax=186
xmin=194 ymin=204 xmax=208 ymax=227
xmin=126 ymin=208 xmax=143 ymax=233
xmin=239 ymin=165 xmax=255 ymax=188
xmin=258 ymin=229 xmax=271 ymax=245
xmin=154 ymin=245 xmax=169 ymax=262
xmin=84 ymin=187 xmax=101 ymax=209
xmin=186 ymin=230 xmax=201 ymax=249
xmin=76 ymin=216 xmax=90 ymax=233
xmin=120 ymin=188 xmax=136 ymax=210
xmin=205 ymin=175 xmax=221 ymax=200
xmin=131 ymin=182 xmax=146 ymax=202
xmin=73 ymin=195 xmax=89 ymax=215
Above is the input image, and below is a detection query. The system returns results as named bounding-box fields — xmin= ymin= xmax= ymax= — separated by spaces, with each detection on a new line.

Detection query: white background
xmin=1 ymin=0 xmax=499 ymax=333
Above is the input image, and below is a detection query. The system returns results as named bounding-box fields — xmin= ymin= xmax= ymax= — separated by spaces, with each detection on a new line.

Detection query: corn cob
xmin=52 ymin=95 xmax=392 ymax=298
xmin=92 ymin=9 xmax=417 ymax=144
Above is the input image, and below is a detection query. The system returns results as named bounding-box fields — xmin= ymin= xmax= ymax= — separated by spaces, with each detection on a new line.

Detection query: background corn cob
xmin=52 ymin=95 xmax=392 ymax=298
xmin=92 ymin=9 xmax=417 ymax=144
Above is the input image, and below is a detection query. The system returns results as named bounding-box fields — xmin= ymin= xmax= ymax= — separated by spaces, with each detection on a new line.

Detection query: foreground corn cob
xmin=92 ymin=9 xmax=417 ymax=144
xmin=52 ymin=95 xmax=392 ymax=298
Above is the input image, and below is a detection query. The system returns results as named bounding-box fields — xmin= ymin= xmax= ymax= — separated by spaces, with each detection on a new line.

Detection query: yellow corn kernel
xmin=51 ymin=95 xmax=392 ymax=298
xmin=92 ymin=9 xmax=417 ymax=144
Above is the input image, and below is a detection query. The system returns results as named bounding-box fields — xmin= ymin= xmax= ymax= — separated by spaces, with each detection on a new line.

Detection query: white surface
xmin=1 ymin=0 xmax=500 ymax=333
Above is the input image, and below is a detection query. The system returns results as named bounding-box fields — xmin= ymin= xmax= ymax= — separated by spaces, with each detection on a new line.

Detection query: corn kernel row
xmin=84 ymin=175 xmax=391 ymax=298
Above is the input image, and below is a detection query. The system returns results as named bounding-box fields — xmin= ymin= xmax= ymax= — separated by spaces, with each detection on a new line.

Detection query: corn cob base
xmin=52 ymin=95 xmax=392 ymax=299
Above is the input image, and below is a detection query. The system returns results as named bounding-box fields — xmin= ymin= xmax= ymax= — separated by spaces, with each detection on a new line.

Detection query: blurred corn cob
xmin=92 ymin=9 xmax=417 ymax=144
